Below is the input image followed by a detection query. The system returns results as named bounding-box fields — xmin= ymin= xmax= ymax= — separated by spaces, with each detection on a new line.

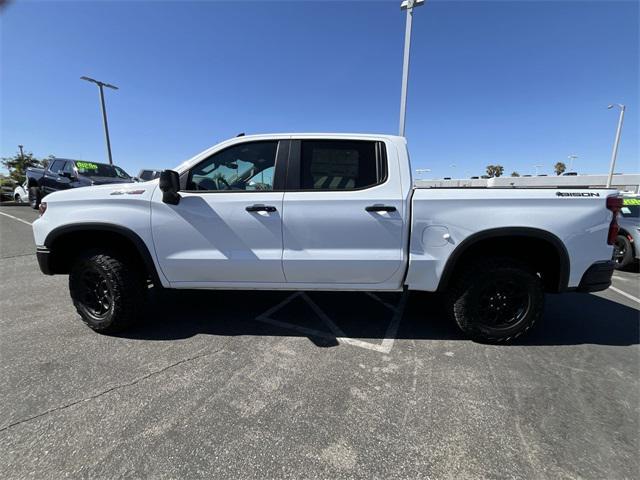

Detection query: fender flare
xmin=437 ymin=227 xmax=570 ymax=293
xmin=44 ymin=223 xmax=165 ymax=287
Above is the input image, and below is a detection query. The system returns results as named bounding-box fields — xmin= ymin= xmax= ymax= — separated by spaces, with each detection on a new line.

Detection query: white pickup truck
xmin=33 ymin=134 xmax=622 ymax=343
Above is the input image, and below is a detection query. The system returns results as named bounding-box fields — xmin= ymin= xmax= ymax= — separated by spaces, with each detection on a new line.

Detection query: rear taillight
xmin=38 ymin=202 xmax=47 ymax=216
xmin=606 ymin=195 xmax=623 ymax=245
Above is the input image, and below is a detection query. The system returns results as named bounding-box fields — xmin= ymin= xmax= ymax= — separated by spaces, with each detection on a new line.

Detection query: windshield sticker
xmin=76 ymin=161 xmax=98 ymax=170
xmin=623 ymin=198 xmax=640 ymax=206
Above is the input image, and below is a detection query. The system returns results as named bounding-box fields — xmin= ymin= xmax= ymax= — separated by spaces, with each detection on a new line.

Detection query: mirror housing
xmin=159 ymin=170 xmax=180 ymax=205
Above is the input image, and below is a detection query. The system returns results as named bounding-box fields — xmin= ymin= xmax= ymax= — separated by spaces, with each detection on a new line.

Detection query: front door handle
xmin=246 ymin=204 xmax=277 ymax=213
xmin=365 ymin=204 xmax=396 ymax=212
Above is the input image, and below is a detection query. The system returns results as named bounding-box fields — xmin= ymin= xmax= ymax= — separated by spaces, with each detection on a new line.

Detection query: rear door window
xmin=298 ymin=140 xmax=385 ymax=191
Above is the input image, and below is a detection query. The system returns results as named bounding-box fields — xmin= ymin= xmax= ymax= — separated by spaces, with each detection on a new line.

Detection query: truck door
xmin=282 ymin=139 xmax=406 ymax=287
xmin=42 ymin=159 xmax=66 ymax=194
xmin=57 ymin=161 xmax=78 ymax=191
xmin=151 ymin=140 xmax=288 ymax=286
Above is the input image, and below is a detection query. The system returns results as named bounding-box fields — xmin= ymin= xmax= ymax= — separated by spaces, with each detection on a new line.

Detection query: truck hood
xmin=84 ymin=176 xmax=135 ymax=185
xmin=42 ymin=179 xmax=158 ymax=203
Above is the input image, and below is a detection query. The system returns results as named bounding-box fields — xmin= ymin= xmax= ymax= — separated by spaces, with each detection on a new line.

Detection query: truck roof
xmin=221 ymin=133 xmax=406 ymax=141
xmin=49 ymin=158 xmax=113 ymax=166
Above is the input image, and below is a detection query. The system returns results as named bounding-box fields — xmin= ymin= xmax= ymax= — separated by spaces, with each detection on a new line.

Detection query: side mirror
xmin=159 ymin=170 xmax=180 ymax=205
xmin=59 ymin=170 xmax=74 ymax=179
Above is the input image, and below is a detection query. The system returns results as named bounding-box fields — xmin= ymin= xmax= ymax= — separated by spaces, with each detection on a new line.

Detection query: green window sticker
xmin=76 ymin=161 xmax=98 ymax=170
xmin=623 ymin=198 xmax=640 ymax=206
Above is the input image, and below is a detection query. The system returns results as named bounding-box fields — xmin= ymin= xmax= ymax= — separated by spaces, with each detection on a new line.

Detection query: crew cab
xmin=32 ymin=134 xmax=621 ymax=343
xmin=26 ymin=158 xmax=133 ymax=209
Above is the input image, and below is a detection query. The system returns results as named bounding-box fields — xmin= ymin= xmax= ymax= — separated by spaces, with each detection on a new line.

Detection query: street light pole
xmin=18 ymin=145 xmax=24 ymax=161
xmin=399 ymin=0 xmax=425 ymax=137
xmin=80 ymin=76 xmax=119 ymax=165
xmin=606 ymin=104 xmax=626 ymax=188
xmin=567 ymin=154 xmax=578 ymax=172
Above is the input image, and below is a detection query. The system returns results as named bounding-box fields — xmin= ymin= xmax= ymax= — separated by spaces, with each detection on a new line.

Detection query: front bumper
xmin=36 ymin=246 xmax=53 ymax=275
xmin=576 ymin=260 xmax=615 ymax=292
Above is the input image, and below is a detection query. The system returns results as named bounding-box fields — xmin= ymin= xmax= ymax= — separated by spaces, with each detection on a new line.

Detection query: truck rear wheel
xmin=69 ymin=250 xmax=145 ymax=333
xmin=448 ymin=258 xmax=544 ymax=343
xmin=29 ymin=187 xmax=41 ymax=209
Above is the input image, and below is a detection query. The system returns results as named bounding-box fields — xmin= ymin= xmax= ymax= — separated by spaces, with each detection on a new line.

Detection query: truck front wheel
xmin=29 ymin=187 xmax=41 ymax=210
xmin=69 ymin=250 xmax=145 ymax=333
xmin=613 ymin=234 xmax=633 ymax=270
xmin=448 ymin=258 xmax=544 ymax=343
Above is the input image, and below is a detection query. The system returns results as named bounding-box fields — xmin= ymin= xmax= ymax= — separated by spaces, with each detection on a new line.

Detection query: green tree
xmin=554 ymin=162 xmax=566 ymax=176
xmin=485 ymin=164 xmax=504 ymax=178
xmin=510 ymin=171 xmax=520 ymax=177
xmin=1 ymin=150 xmax=50 ymax=183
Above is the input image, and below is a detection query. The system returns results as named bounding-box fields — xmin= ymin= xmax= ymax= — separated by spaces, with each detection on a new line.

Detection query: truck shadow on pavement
xmin=116 ymin=289 xmax=639 ymax=347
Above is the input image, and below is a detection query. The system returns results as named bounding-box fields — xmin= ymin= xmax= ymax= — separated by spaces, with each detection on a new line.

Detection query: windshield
xmin=76 ymin=161 xmax=131 ymax=179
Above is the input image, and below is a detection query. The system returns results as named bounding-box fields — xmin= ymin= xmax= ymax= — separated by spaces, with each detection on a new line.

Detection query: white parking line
xmin=609 ymin=286 xmax=640 ymax=304
xmin=0 ymin=211 xmax=32 ymax=226
xmin=613 ymin=275 xmax=633 ymax=284
xmin=255 ymin=291 xmax=407 ymax=354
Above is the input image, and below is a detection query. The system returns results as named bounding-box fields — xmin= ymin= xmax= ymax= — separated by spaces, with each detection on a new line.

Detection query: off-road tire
xmin=613 ymin=234 xmax=633 ymax=270
xmin=448 ymin=257 xmax=544 ymax=344
xmin=69 ymin=250 xmax=146 ymax=333
xmin=29 ymin=187 xmax=41 ymax=209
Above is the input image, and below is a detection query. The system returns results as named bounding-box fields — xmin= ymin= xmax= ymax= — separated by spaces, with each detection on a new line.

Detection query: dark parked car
xmin=613 ymin=195 xmax=640 ymax=270
xmin=0 ymin=176 xmax=16 ymax=202
xmin=26 ymin=159 xmax=133 ymax=209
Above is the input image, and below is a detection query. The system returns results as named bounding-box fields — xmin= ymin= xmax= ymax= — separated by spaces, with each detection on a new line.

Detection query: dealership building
xmin=415 ymin=173 xmax=640 ymax=193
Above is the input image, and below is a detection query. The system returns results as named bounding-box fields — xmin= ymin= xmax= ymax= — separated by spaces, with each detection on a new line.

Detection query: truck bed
xmin=406 ymin=187 xmax=615 ymax=291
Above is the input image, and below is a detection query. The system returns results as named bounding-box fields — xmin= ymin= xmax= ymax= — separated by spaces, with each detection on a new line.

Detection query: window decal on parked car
xmin=76 ymin=161 xmax=99 ymax=171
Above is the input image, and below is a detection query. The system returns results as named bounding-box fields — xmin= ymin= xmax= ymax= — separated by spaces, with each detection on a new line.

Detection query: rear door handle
xmin=365 ymin=204 xmax=396 ymax=212
xmin=246 ymin=204 xmax=277 ymax=212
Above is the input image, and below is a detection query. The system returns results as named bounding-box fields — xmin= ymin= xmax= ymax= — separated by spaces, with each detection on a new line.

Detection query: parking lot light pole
xmin=399 ymin=0 xmax=425 ymax=137
xmin=80 ymin=76 xmax=118 ymax=165
xmin=18 ymin=145 xmax=24 ymax=161
xmin=606 ymin=104 xmax=626 ymax=188
xmin=567 ymin=154 xmax=578 ymax=172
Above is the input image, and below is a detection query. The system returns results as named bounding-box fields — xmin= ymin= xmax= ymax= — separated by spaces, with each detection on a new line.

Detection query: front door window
xmin=187 ymin=141 xmax=278 ymax=191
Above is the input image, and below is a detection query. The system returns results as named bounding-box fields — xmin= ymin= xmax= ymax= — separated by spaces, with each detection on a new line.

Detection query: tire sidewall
xmin=613 ymin=235 xmax=632 ymax=269
xmin=28 ymin=187 xmax=40 ymax=209
xmin=69 ymin=256 xmax=118 ymax=330
xmin=453 ymin=261 xmax=544 ymax=343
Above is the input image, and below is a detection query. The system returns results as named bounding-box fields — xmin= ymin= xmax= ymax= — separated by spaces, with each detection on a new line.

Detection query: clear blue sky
xmin=1 ymin=0 xmax=638 ymax=179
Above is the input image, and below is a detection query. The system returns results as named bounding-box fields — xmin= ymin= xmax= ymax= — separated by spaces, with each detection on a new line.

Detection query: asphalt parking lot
xmin=1 ymin=204 xmax=638 ymax=479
